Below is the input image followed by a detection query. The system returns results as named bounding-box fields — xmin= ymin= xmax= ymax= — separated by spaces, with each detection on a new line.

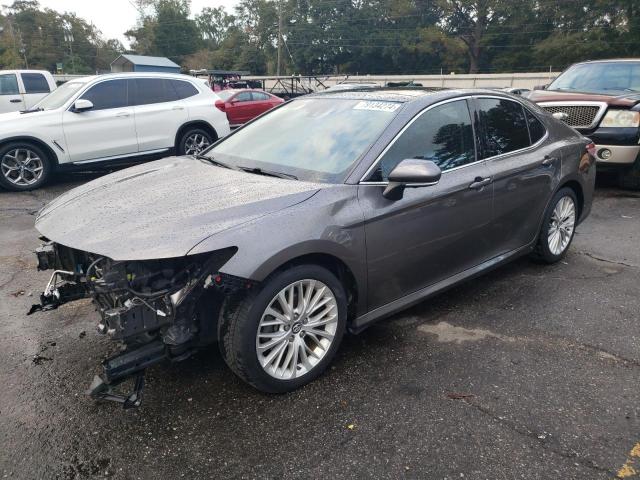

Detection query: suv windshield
xmin=33 ymin=81 xmax=87 ymax=110
xmin=207 ymin=97 xmax=401 ymax=183
xmin=549 ymin=61 xmax=640 ymax=95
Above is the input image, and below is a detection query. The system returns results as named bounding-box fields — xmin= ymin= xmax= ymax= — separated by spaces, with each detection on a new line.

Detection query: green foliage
xmin=2 ymin=0 xmax=640 ymax=76
xmin=0 ymin=0 xmax=124 ymax=73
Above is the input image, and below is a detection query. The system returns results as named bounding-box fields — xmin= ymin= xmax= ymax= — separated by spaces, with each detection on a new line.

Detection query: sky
xmin=37 ymin=0 xmax=239 ymax=47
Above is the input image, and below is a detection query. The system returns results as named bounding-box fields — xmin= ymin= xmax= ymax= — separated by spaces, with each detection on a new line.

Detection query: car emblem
xmin=552 ymin=112 xmax=569 ymax=121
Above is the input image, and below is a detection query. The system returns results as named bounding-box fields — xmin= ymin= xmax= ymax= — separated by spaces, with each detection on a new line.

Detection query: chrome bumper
xmin=594 ymin=144 xmax=640 ymax=165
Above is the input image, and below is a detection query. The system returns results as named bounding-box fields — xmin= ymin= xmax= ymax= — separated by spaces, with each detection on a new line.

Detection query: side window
xmin=234 ymin=91 xmax=253 ymax=102
xmin=0 ymin=74 xmax=19 ymax=95
xmin=80 ymin=80 xmax=128 ymax=110
xmin=172 ymin=80 xmax=198 ymax=100
xmin=369 ymin=100 xmax=475 ymax=181
xmin=131 ymin=78 xmax=178 ymax=106
xmin=252 ymin=92 xmax=270 ymax=101
xmin=21 ymin=73 xmax=50 ymax=94
xmin=525 ymin=109 xmax=546 ymax=144
xmin=477 ymin=98 xmax=529 ymax=158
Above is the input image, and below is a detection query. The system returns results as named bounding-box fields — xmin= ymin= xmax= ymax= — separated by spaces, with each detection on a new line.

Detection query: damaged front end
xmin=31 ymin=240 xmax=243 ymax=408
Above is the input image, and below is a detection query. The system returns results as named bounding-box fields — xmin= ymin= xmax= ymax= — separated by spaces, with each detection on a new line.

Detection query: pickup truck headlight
xmin=600 ymin=109 xmax=640 ymax=128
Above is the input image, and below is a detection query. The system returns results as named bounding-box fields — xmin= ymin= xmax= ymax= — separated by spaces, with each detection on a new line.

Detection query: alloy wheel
xmin=184 ymin=133 xmax=211 ymax=155
xmin=547 ymin=195 xmax=576 ymax=255
xmin=256 ymin=279 xmax=338 ymax=379
xmin=1 ymin=148 xmax=44 ymax=186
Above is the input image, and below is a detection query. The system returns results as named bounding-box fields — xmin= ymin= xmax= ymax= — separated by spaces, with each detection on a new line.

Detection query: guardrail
xmin=244 ymin=72 xmax=561 ymax=92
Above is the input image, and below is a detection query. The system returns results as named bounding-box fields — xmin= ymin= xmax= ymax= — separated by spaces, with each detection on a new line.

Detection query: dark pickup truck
xmin=527 ymin=59 xmax=640 ymax=189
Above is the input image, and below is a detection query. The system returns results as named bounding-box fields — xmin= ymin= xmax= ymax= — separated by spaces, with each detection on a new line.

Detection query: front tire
xmin=177 ymin=128 xmax=214 ymax=156
xmin=218 ymin=265 xmax=347 ymax=393
xmin=0 ymin=141 xmax=52 ymax=191
xmin=532 ymin=187 xmax=578 ymax=264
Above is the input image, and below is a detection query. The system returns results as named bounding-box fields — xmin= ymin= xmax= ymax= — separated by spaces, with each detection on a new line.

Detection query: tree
xmin=436 ymin=0 xmax=509 ymax=73
xmin=0 ymin=0 xmax=123 ymax=73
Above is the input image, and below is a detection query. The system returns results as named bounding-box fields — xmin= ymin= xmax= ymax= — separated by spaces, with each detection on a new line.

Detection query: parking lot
xmin=0 ymin=172 xmax=638 ymax=480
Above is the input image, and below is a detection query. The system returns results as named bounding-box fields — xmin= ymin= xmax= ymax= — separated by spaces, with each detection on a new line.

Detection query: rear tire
xmin=0 ymin=141 xmax=52 ymax=191
xmin=177 ymin=128 xmax=214 ymax=156
xmin=531 ymin=187 xmax=578 ymax=264
xmin=218 ymin=265 xmax=347 ymax=393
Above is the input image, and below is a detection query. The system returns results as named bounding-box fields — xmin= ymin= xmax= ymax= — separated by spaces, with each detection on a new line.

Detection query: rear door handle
xmin=10 ymin=99 xmax=22 ymax=103
xmin=469 ymin=177 xmax=492 ymax=190
xmin=172 ymin=106 xmax=185 ymax=110
xmin=542 ymin=155 xmax=558 ymax=166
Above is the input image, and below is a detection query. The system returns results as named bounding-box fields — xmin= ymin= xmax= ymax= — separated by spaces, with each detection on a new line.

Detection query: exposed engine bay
xmin=31 ymin=240 xmax=242 ymax=408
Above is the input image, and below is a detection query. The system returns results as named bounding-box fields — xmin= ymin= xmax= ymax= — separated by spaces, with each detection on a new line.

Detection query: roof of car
xmin=310 ymin=88 xmax=441 ymax=102
xmin=576 ymin=58 xmax=640 ymax=64
xmin=308 ymin=87 xmax=520 ymax=104
xmin=63 ymin=72 xmax=205 ymax=84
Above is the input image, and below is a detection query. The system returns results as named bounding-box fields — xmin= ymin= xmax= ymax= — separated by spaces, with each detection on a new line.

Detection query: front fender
xmin=188 ymin=186 xmax=368 ymax=314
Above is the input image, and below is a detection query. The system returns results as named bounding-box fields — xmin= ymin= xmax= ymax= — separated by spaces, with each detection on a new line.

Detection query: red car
xmin=214 ymin=89 xmax=284 ymax=127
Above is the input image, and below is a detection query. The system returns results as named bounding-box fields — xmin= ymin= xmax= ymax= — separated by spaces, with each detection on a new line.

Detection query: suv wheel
xmin=178 ymin=128 xmax=213 ymax=156
xmin=532 ymin=187 xmax=578 ymax=264
xmin=0 ymin=142 xmax=52 ymax=191
xmin=218 ymin=265 xmax=347 ymax=393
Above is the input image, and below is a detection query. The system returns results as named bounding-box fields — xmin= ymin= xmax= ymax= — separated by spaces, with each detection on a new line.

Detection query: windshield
xmin=549 ymin=62 xmax=640 ymax=95
xmin=216 ymin=90 xmax=235 ymax=101
xmin=34 ymin=81 xmax=87 ymax=110
xmin=207 ymin=97 xmax=401 ymax=183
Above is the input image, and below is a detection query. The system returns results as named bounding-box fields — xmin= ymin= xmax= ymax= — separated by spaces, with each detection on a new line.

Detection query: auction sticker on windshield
xmin=353 ymin=101 xmax=400 ymax=112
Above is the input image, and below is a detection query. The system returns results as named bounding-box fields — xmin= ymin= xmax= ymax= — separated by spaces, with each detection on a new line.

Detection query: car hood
xmin=36 ymin=156 xmax=323 ymax=260
xmin=527 ymin=89 xmax=640 ymax=108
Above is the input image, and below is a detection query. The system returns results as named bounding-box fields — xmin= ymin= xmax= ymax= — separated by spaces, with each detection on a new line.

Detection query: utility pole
xmin=277 ymin=0 xmax=283 ymax=76
xmin=63 ymin=21 xmax=75 ymax=74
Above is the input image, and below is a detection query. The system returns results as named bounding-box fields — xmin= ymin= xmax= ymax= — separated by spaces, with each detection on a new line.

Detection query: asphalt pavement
xmin=1 ymin=172 xmax=638 ymax=480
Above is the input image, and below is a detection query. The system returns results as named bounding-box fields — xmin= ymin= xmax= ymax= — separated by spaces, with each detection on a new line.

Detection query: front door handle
xmin=469 ymin=176 xmax=492 ymax=190
xmin=542 ymin=155 xmax=558 ymax=166
xmin=10 ymin=98 xmax=22 ymax=103
xmin=116 ymin=112 xmax=130 ymax=118
xmin=172 ymin=106 xmax=185 ymax=111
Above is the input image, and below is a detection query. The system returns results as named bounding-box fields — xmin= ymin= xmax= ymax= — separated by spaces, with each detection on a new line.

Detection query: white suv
xmin=0 ymin=72 xmax=230 ymax=191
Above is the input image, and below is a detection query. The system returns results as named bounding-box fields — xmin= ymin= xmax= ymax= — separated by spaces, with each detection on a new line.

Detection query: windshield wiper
xmin=194 ymin=154 xmax=236 ymax=170
xmin=238 ymin=166 xmax=298 ymax=180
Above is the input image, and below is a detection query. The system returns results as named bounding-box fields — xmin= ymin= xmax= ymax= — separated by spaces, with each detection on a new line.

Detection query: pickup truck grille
xmin=540 ymin=104 xmax=604 ymax=129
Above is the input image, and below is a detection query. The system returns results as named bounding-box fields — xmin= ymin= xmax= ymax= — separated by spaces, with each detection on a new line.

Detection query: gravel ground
xmin=1 ymin=172 xmax=639 ymax=480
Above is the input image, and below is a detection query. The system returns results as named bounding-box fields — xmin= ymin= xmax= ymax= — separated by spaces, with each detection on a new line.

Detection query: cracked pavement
xmin=0 ymin=172 xmax=639 ymax=479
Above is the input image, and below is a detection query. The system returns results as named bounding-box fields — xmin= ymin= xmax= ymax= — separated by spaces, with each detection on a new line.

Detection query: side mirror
xmin=73 ymin=99 xmax=94 ymax=112
xmin=383 ymin=159 xmax=442 ymax=200
xmin=533 ymin=84 xmax=548 ymax=91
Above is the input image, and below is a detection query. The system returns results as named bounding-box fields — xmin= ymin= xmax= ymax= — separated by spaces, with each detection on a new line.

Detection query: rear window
xmin=172 ymin=80 xmax=198 ymax=100
xmin=129 ymin=78 xmax=178 ymax=106
xmin=526 ymin=110 xmax=546 ymax=144
xmin=22 ymin=73 xmax=50 ymax=94
xmin=0 ymin=74 xmax=19 ymax=95
xmin=478 ymin=98 xmax=530 ymax=158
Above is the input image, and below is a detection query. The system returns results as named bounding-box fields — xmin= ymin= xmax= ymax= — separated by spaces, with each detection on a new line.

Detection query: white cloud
xmin=36 ymin=0 xmax=239 ymax=48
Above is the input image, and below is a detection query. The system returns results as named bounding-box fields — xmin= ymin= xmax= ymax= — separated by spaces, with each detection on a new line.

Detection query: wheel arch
xmin=0 ymin=136 xmax=60 ymax=166
xmin=174 ymin=121 xmax=218 ymax=150
xmin=557 ymin=178 xmax=584 ymax=220
xmin=265 ymin=252 xmax=360 ymax=321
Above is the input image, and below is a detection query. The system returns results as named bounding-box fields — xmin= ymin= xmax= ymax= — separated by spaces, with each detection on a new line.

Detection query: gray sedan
xmin=32 ymin=88 xmax=595 ymax=406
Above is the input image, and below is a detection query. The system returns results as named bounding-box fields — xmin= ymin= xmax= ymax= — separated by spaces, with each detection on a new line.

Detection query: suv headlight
xmin=600 ymin=109 xmax=640 ymax=128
